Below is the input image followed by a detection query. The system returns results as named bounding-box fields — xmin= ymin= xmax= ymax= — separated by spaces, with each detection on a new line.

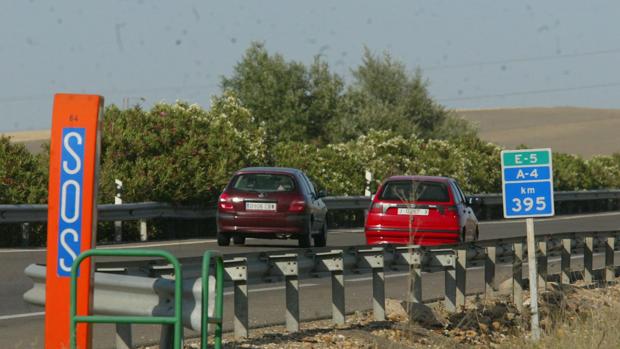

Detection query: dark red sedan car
xmin=217 ymin=167 xmax=328 ymax=247
xmin=365 ymin=176 xmax=479 ymax=246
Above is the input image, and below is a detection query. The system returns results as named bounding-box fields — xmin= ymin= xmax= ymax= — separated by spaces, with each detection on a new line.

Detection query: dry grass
xmin=189 ymin=283 xmax=620 ymax=349
xmin=497 ymin=284 xmax=620 ymax=349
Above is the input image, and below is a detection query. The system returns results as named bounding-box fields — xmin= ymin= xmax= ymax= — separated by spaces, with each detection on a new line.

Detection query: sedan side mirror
xmin=466 ymin=196 xmax=482 ymax=207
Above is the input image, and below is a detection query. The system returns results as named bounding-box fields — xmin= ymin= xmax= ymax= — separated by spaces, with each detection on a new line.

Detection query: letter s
xmin=59 ymin=228 xmax=79 ymax=273
xmin=63 ymin=131 xmax=82 ymax=175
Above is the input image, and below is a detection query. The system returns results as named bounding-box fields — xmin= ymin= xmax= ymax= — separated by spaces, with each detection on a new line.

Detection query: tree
xmin=329 ymin=48 xmax=474 ymax=142
xmin=221 ymin=42 xmax=345 ymax=145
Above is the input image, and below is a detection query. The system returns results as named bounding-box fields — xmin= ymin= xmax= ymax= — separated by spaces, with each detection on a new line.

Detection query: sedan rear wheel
xmin=298 ymin=220 xmax=312 ymax=248
xmin=217 ymin=232 xmax=231 ymax=246
xmin=233 ymin=236 xmax=246 ymax=245
xmin=313 ymin=222 xmax=327 ymax=247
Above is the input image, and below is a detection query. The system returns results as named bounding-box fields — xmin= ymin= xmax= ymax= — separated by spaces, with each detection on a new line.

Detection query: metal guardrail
xmin=0 ymin=202 xmax=216 ymax=224
xmin=24 ymin=229 xmax=620 ymax=346
xmin=24 ymin=264 xmax=218 ymax=333
xmin=3 ymin=189 xmax=620 ymax=224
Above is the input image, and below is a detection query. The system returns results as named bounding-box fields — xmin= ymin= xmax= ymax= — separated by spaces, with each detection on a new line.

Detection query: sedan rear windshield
xmin=231 ymin=173 xmax=296 ymax=193
xmin=379 ymin=181 xmax=450 ymax=202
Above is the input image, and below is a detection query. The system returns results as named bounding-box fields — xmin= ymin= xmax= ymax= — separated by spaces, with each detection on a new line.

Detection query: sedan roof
xmin=384 ymin=175 xmax=453 ymax=183
xmin=237 ymin=167 xmax=302 ymax=175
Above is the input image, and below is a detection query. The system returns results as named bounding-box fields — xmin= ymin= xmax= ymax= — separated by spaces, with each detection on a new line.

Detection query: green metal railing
xmin=202 ymin=251 xmax=224 ymax=349
xmin=70 ymin=249 xmax=184 ymax=349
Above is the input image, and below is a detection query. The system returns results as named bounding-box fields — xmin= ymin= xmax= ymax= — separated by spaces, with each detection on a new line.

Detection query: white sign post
xmin=501 ymin=148 xmax=554 ymax=341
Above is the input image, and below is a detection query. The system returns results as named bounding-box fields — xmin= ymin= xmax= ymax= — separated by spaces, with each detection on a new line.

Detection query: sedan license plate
xmin=245 ymin=202 xmax=277 ymax=211
xmin=397 ymin=208 xmax=429 ymax=216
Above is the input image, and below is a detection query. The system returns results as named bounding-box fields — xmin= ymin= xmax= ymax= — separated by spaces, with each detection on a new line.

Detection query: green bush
xmin=99 ymin=93 xmax=267 ymax=205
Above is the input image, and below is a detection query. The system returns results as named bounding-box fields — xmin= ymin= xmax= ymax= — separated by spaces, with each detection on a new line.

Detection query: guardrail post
xmin=160 ymin=325 xmax=174 ymax=349
xmin=537 ymin=237 xmax=547 ymax=291
xmin=561 ymin=236 xmax=572 ymax=284
xmin=355 ymin=247 xmax=385 ymax=321
xmin=314 ymin=250 xmax=345 ymax=325
xmin=394 ymin=246 xmax=423 ymax=309
xmin=269 ymin=254 xmax=299 ymax=333
xmin=224 ymin=257 xmax=248 ymax=339
xmin=605 ymin=232 xmax=617 ymax=284
xmin=485 ymin=246 xmax=496 ymax=296
xmin=455 ymin=247 xmax=467 ymax=309
xmin=513 ymin=241 xmax=524 ymax=311
xmin=139 ymin=219 xmax=148 ymax=242
xmin=444 ymin=253 xmax=457 ymax=313
xmin=21 ymin=222 xmax=31 ymax=247
xmin=115 ymin=324 xmax=132 ymax=349
xmin=584 ymin=234 xmax=594 ymax=285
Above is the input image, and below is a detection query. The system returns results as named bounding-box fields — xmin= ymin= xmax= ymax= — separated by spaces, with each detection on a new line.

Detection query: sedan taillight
xmin=289 ymin=199 xmax=306 ymax=212
xmin=219 ymin=192 xmax=234 ymax=211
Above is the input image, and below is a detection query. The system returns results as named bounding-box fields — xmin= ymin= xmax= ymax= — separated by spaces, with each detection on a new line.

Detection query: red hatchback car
xmin=365 ymin=176 xmax=479 ymax=246
xmin=217 ymin=167 xmax=328 ymax=247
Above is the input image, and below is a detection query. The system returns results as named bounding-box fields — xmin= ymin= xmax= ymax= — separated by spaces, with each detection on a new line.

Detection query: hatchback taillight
xmin=219 ymin=192 xmax=234 ymax=211
xmin=289 ymin=199 xmax=306 ymax=212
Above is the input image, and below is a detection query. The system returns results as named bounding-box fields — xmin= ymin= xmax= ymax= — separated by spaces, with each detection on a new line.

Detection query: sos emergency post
xmin=45 ymin=94 xmax=103 ymax=349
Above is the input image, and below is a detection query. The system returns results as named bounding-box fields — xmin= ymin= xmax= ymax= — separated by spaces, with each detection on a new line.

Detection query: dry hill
xmin=457 ymin=107 xmax=620 ymax=158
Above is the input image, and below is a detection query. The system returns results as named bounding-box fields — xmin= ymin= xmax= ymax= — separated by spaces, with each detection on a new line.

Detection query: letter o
xmin=61 ymin=179 xmax=81 ymax=224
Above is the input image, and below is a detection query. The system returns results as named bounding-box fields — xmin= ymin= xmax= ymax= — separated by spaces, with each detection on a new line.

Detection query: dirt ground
xmin=140 ymin=281 xmax=620 ymax=349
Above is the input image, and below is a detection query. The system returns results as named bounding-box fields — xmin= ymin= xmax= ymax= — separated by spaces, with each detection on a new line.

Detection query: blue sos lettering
xmin=57 ymin=128 xmax=85 ymax=277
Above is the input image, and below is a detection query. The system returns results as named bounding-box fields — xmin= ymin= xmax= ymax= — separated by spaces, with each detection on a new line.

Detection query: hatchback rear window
xmin=231 ymin=173 xmax=296 ymax=192
xmin=379 ymin=181 xmax=450 ymax=202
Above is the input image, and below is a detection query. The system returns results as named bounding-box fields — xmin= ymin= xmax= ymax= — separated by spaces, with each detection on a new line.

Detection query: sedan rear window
xmin=379 ymin=181 xmax=450 ymax=202
xmin=232 ymin=173 xmax=296 ymax=192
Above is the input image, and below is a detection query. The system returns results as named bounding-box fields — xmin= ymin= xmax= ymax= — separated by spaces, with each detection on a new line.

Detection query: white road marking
xmin=0 ymin=311 xmax=45 ymax=321
xmin=0 ymin=239 xmax=217 ymax=254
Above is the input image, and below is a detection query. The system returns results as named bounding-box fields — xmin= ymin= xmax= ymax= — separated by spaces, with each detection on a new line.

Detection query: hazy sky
xmin=2 ymin=0 xmax=620 ymax=132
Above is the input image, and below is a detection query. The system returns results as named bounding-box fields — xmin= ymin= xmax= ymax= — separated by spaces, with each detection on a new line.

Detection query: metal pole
xmin=331 ymin=270 xmax=345 ymax=325
xmin=285 ymin=275 xmax=300 ymax=332
xmin=139 ymin=219 xmax=148 ymax=242
xmin=561 ymin=237 xmax=572 ymax=284
xmin=444 ymin=265 xmax=457 ymax=312
xmin=605 ymin=233 xmax=616 ymax=283
xmin=537 ymin=238 xmax=547 ymax=291
xmin=513 ymin=241 xmax=524 ymax=312
xmin=115 ymin=324 xmax=132 ymax=349
xmin=21 ymin=222 xmax=31 ymax=247
xmin=455 ymin=248 xmax=467 ymax=309
xmin=526 ymin=218 xmax=540 ymax=341
xmin=584 ymin=234 xmax=594 ymax=285
xmin=485 ymin=246 xmax=496 ymax=296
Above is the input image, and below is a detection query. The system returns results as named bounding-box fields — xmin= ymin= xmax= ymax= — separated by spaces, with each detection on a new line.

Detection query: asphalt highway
xmin=0 ymin=211 xmax=619 ymax=348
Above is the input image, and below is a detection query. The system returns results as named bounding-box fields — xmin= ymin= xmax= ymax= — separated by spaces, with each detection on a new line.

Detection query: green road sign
xmin=501 ymin=149 xmax=550 ymax=167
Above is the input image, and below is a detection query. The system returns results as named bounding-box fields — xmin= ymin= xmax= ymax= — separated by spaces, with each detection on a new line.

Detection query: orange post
xmin=45 ymin=94 xmax=103 ymax=349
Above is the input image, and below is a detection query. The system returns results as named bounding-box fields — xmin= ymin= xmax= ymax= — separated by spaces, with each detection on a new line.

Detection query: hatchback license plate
xmin=397 ymin=208 xmax=429 ymax=215
xmin=246 ymin=202 xmax=277 ymax=211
